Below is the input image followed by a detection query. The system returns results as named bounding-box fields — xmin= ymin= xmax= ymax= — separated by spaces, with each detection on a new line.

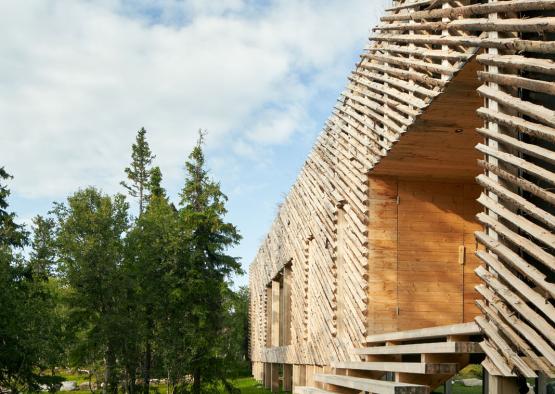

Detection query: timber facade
xmin=248 ymin=1 xmax=555 ymax=393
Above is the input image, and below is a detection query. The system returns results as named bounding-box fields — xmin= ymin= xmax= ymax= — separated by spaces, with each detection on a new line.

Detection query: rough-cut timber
xmin=249 ymin=0 xmax=555 ymax=391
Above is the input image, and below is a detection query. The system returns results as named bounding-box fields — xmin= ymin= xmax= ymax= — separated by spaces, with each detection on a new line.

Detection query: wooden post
xmin=444 ymin=378 xmax=453 ymax=394
xmin=537 ymin=372 xmax=548 ymax=394
xmin=271 ymin=280 xmax=280 ymax=347
xmin=293 ymin=365 xmax=306 ymax=388
xmin=283 ymin=266 xmax=292 ymax=345
xmin=271 ymin=363 xmax=280 ymax=393
xmin=283 ymin=364 xmax=293 ymax=392
xmin=266 ymin=287 xmax=272 ymax=347
xmin=264 ymin=363 xmax=272 ymax=390
xmin=488 ymin=375 xmax=520 ymax=394
xmin=305 ymin=365 xmax=315 ymax=387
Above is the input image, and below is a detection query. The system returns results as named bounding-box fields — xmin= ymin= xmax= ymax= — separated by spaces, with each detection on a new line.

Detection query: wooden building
xmin=248 ymin=1 xmax=555 ymax=393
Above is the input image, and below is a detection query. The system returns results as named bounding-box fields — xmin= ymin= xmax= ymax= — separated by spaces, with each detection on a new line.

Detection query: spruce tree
xmin=0 ymin=168 xmax=33 ymax=392
xmin=121 ymin=128 xmax=155 ymax=215
xmin=126 ymin=166 xmax=176 ymax=394
xmin=178 ymin=131 xmax=242 ymax=394
xmin=53 ymin=188 xmax=129 ymax=394
xmin=0 ymin=167 xmax=27 ymax=248
xmin=0 ymin=169 xmax=62 ymax=392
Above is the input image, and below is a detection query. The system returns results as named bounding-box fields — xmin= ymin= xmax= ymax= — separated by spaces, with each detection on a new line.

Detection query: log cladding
xmin=248 ymin=0 xmax=555 ymax=380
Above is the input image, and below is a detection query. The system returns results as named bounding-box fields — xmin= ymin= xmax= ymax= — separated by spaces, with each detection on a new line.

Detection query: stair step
xmin=294 ymin=387 xmax=333 ymax=394
xmin=314 ymin=373 xmax=429 ymax=394
xmin=365 ymin=322 xmax=480 ymax=344
xmin=353 ymin=341 xmax=483 ymax=355
xmin=332 ymin=361 xmax=458 ymax=374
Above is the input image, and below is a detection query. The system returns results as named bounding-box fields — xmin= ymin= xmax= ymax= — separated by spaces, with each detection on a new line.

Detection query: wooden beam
xmin=365 ymin=322 xmax=480 ymax=344
xmin=353 ymin=342 xmax=483 ymax=355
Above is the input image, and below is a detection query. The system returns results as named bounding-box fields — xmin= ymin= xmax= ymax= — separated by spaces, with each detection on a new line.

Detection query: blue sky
xmin=0 ymin=0 xmax=388 ymax=287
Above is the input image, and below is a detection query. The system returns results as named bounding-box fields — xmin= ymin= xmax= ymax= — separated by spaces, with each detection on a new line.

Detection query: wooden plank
xmin=380 ymin=1 xmax=555 ymax=22
xmin=313 ymin=374 xmax=429 ymax=394
xmin=272 ymin=280 xmax=280 ymax=347
xmin=354 ymin=341 xmax=483 ymax=355
xmin=476 ymin=316 xmax=537 ymax=377
xmin=475 ymin=266 xmax=555 ymax=345
xmin=365 ymin=322 xmax=479 ymax=344
xmin=476 ymin=285 xmax=555 ymax=367
xmin=331 ymin=361 xmax=458 ymax=375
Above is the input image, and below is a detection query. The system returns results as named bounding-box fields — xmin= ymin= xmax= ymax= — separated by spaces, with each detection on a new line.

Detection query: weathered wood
xmin=476 ymin=211 xmax=555 ymax=272
xmin=478 ymin=85 xmax=555 ymax=127
xmin=477 ymin=54 xmax=555 ymax=76
xmin=476 ymin=300 xmax=554 ymax=377
xmin=380 ymin=1 xmax=555 ymax=22
xmin=475 ymin=266 xmax=555 ymax=345
xmin=475 ymin=232 xmax=555 ymax=298
xmin=476 ymin=285 xmax=555 ymax=367
xmin=314 ymin=374 xmax=429 ymax=394
xmin=375 ymin=17 xmax=555 ymax=33
xmin=476 ymin=107 xmax=555 ymax=143
xmin=371 ymin=34 xmax=555 ymax=54
xmin=354 ymin=342 xmax=483 ymax=355
xmin=331 ymin=361 xmax=457 ymax=375
xmin=367 ymin=45 xmax=470 ymax=61
xmin=250 ymin=0 xmax=555 ymax=382
xmin=365 ymin=322 xmax=479 ymax=344
xmin=478 ymin=71 xmax=555 ymax=96
xmin=476 ymin=174 xmax=555 ymax=229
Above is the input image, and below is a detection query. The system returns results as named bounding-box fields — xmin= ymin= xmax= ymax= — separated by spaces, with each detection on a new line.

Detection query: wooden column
xmin=271 ymin=363 xmax=280 ymax=393
xmin=283 ymin=364 xmax=293 ymax=392
xmin=271 ymin=280 xmax=280 ymax=347
xmin=305 ymin=365 xmax=315 ymax=387
xmin=266 ymin=287 xmax=272 ymax=347
xmin=264 ymin=363 xmax=272 ymax=389
xmin=293 ymin=365 xmax=306 ymax=388
xmin=488 ymin=375 xmax=519 ymax=394
xmin=282 ymin=266 xmax=292 ymax=346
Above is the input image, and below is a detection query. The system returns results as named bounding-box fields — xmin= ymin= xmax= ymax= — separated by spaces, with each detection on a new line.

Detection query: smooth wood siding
xmin=367 ymin=177 xmax=482 ymax=333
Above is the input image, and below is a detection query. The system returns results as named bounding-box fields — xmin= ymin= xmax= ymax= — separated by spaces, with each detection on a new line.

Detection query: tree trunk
xmin=129 ymin=367 xmax=136 ymax=394
xmin=104 ymin=345 xmax=117 ymax=394
xmin=192 ymin=368 xmax=201 ymax=394
xmin=103 ymin=355 xmax=109 ymax=394
xmin=143 ymin=311 xmax=154 ymax=394
xmin=143 ymin=341 xmax=151 ymax=394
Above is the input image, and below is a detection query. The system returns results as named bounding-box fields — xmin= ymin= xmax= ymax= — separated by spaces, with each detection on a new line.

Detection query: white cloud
xmin=0 ymin=0 xmax=388 ymax=199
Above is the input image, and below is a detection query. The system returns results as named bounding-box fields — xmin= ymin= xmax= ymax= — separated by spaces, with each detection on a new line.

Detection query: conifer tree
xmin=53 ymin=188 xmax=129 ymax=394
xmin=178 ymin=131 xmax=242 ymax=394
xmin=0 ymin=168 xmax=33 ymax=392
xmin=0 ymin=169 xmax=62 ymax=392
xmin=121 ymin=128 xmax=155 ymax=215
xmin=0 ymin=167 xmax=27 ymax=248
xmin=126 ymin=166 xmax=176 ymax=394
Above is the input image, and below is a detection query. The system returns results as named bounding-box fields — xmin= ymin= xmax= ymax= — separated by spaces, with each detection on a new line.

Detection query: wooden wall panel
xmin=249 ymin=0 xmax=555 ymax=380
xmin=365 ymin=178 xmax=482 ymax=332
xmin=367 ymin=176 xmax=398 ymax=335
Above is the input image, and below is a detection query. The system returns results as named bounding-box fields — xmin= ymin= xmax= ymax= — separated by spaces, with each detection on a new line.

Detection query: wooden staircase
xmin=295 ymin=322 xmax=483 ymax=394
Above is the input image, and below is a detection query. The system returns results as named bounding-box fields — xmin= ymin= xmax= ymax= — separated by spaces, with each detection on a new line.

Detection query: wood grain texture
xmin=249 ymin=0 xmax=555 ymax=382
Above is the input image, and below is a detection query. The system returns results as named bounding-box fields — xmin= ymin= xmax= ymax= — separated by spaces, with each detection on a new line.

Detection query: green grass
xmin=231 ymin=377 xmax=275 ymax=394
xmin=58 ymin=376 xmax=484 ymax=394
xmin=432 ymin=382 xmax=482 ymax=394
xmin=55 ymin=377 xmax=270 ymax=394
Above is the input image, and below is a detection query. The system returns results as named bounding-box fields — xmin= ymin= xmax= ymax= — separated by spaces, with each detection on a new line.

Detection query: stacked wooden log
xmin=249 ymin=0 xmax=555 ymax=380
xmin=249 ymin=0 xmax=479 ymax=367
xmin=471 ymin=0 xmax=555 ymax=380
